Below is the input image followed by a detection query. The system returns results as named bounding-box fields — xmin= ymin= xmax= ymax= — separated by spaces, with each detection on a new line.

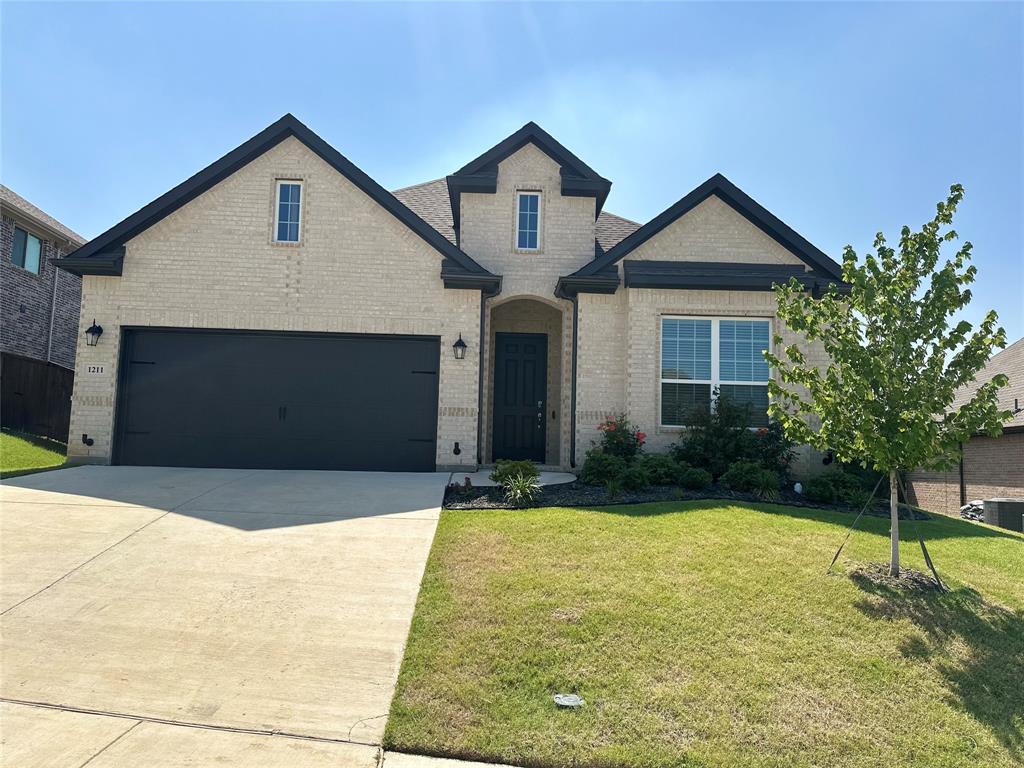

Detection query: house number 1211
xmin=86 ymin=365 xmax=105 ymax=374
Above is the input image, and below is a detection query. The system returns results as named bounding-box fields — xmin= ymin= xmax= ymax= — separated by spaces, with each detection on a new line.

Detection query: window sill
xmin=271 ymin=240 xmax=303 ymax=248
xmin=6 ymin=262 xmax=44 ymax=279
xmin=513 ymin=247 xmax=543 ymax=255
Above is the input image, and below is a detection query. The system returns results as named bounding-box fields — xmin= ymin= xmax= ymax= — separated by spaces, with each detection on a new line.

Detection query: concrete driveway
xmin=0 ymin=466 xmax=448 ymax=766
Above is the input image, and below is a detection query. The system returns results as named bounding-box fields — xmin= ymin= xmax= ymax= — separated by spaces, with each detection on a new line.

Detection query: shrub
xmin=490 ymin=459 xmax=539 ymax=484
xmin=596 ymin=415 xmax=647 ymax=461
xmin=620 ymin=464 xmax=650 ymax=491
xmin=721 ymin=460 xmax=780 ymax=500
xmin=502 ymin=474 xmax=541 ymax=507
xmin=804 ymin=468 xmax=881 ymax=508
xmin=750 ymin=422 xmax=795 ymax=478
xmin=580 ymin=449 xmax=627 ymax=485
xmin=638 ymin=453 xmax=684 ymax=485
xmin=679 ymin=467 xmax=712 ymax=490
xmin=669 ymin=392 xmax=756 ymax=478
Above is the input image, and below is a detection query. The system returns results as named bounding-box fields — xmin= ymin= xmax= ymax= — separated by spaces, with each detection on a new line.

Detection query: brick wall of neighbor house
xmin=67 ymin=136 xmax=481 ymax=468
xmin=573 ymin=197 xmax=828 ymax=477
xmin=459 ymin=143 xmax=596 ymax=297
xmin=908 ymin=433 xmax=1024 ymax=517
xmin=1 ymin=214 xmax=82 ymax=370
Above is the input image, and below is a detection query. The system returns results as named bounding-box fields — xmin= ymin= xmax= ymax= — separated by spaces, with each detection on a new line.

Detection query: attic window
xmin=274 ymin=181 xmax=303 ymax=243
xmin=516 ymin=191 xmax=540 ymax=250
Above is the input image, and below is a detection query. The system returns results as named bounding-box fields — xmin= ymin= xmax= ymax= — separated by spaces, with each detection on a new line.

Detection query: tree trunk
xmin=889 ymin=469 xmax=900 ymax=578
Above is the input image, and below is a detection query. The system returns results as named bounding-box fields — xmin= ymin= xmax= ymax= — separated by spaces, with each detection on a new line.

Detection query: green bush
xmin=679 ymin=467 xmax=712 ymax=490
xmin=804 ymin=468 xmax=880 ymax=508
xmin=620 ymin=464 xmax=650 ymax=491
xmin=721 ymin=460 xmax=780 ymax=500
xmin=490 ymin=459 xmax=539 ymax=484
xmin=502 ymin=473 xmax=541 ymax=507
xmin=669 ymin=391 xmax=794 ymax=479
xmin=637 ymin=453 xmax=685 ymax=485
xmin=580 ymin=449 xmax=627 ymax=486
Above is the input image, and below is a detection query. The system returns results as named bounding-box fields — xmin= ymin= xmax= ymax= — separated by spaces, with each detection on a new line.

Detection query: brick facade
xmin=1 ymin=213 xmax=82 ymax=370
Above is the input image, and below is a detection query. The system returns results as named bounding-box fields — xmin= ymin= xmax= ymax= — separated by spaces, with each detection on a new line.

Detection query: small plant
xmin=490 ymin=459 xmax=539 ymax=484
xmin=638 ymin=453 xmax=685 ymax=485
xmin=721 ymin=460 xmax=780 ymax=500
xmin=620 ymin=464 xmax=650 ymax=491
xmin=596 ymin=415 xmax=646 ymax=461
xmin=605 ymin=477 xmax=622 ymax=499
xmin=678 ymin=467 xmax=712 ymax=490
xmin=580 ymin=449 xmax=627 ymax=485
xmin=502 ymin=473 xmax=541 ymax=507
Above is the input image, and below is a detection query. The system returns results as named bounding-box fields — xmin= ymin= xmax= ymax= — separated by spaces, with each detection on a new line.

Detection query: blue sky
xmin=3 ymin=2 xmax=1021 ymax=340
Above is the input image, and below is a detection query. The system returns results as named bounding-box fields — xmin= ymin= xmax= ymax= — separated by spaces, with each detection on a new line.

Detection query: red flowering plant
xmin=596 ymin=414 xmax=646 ymax=461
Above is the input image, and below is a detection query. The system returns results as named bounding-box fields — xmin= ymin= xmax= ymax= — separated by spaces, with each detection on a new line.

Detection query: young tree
xmin=766 ymin=185 xmax=1010 ymax=577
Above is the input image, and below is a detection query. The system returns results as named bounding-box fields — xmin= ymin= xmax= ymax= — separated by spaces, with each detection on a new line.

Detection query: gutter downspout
xmin=569 ymin=294 xmax=579 ymax=468
xmin=958 ymin=441 xmax=966 ymax=507
xmin=476 ymin=293 xmax=487 ymax=467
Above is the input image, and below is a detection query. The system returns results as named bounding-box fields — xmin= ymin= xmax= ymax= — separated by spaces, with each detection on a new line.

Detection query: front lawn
xmin=386 ymin=501 xmax=1024 ymax=768
xmin=0 ymin=429 xmax=66 ymax=478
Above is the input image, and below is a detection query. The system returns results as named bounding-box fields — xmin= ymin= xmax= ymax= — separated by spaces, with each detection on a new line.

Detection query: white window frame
xmin=659 ymin=315 xmax=773 ymax=428
xmin=273 ymin=179 xmax=304 ymax=244
xmin=514 ymin=190 xmax=542 ymax=252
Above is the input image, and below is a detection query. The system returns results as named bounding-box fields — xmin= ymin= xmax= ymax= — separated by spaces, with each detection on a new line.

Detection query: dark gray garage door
xmin=114 ymin=329 xmax=440 ymax=471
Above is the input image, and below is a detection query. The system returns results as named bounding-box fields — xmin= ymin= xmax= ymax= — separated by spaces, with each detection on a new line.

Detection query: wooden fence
xmin=1 ymin=352 xmax=74 ymax=443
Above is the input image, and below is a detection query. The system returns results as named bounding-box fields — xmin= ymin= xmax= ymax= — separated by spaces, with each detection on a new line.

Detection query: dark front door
xmin=492 ymin=332 xmax=547 ymax=462
xmin=114 ymin=328 xmax=440 ymax=471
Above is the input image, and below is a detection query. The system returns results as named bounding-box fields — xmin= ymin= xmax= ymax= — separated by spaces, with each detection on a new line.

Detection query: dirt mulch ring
xmin=850 ymin=562 xmax=945 ymax=592
xmin=444 ymin=480 xmax=931 ymax=520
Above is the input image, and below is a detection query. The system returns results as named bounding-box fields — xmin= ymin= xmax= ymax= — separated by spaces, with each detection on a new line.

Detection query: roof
xmin=445 ymin=121 xmax=613 ymax=231
xmin=956 ymin=336 xmax=1024 ymax=432
xmin=0 ymin=185 xmax=85 ymax=246
xmin=567 ymin=173 xmax=845 ymax=283
xmin=392 ymin=177 xmax=639 ymax=251
xmin=56 ymin=114 xmax=498 ymax=291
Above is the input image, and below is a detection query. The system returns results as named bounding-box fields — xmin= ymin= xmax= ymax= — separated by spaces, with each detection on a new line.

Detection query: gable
xmin=56 ymin=114 xmax=497 ymax=292
xmin=626 ymin=194 xmax=806 ymax=267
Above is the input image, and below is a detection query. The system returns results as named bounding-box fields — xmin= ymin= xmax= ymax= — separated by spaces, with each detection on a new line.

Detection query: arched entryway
xmin=483 ymin=296 xmax=571 ymax=467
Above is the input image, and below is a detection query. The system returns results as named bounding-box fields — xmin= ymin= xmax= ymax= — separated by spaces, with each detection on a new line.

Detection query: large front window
xmin=661 ymin=317 xmax=771 ymax=427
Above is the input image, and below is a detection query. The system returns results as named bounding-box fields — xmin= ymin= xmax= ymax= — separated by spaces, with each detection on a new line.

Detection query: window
xmin=516 ymin=191 xmax=540 ymax=250
xmin=10 ymin=226 xmax=42 ymax=274
xmin=274 ymin=181 xmax=303 ymax=242
xmin=661 ymin=317 xmax=771 ymax=428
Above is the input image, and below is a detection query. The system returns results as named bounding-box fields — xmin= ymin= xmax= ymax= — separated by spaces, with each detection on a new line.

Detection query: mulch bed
xmin=850 ymin=562 xmax=945 ymax=592
xmin=444 ymin=479 xmax=931 ymax=520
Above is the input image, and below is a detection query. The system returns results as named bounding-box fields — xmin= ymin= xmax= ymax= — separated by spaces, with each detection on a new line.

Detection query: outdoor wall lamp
xmin=84 ymin=319 xmax=104 ymax=347
xmin=452 ymin=334 xmax=467 ymax=360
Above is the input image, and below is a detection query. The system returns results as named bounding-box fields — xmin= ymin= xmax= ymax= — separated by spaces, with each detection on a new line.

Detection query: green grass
xmin=0 ymin=429 xmax=66 ymax=478
xmin=386 ymin=501 xmax=1024 ymax=768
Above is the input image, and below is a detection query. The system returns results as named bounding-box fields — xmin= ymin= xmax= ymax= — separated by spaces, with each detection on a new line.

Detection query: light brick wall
xmin=574 ymin=195 xmax=828 ymax=477
xmin=69 ymin=137 xmax=481 ymax=468
xmin=907 ymin=433 xmax=1024 ymax=517
xmin=459 ymin=143 xmax=596 ymax=297
xmin=627 ymin=195 xmax=805 ymax=267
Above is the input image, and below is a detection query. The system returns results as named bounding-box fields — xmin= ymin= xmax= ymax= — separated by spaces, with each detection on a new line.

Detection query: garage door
xmin=114 ymin=329 xmax=440 ymax=471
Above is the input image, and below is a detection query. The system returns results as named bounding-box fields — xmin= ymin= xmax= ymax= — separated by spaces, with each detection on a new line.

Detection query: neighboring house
xmin=57 ymin=114 xmax=846 ymax=472
xmin=907 ymin=337 xmax=1024 ymax=517
xmin=1 ymin=185 xmax=86 ymax=440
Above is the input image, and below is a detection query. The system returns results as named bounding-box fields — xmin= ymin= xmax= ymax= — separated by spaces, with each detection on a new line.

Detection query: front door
xmin=493 ymin=332 xmax=547 ymax=462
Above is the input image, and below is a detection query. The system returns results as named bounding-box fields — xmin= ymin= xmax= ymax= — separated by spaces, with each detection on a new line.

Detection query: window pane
xmin=719 ymin=384 xmax=769 ymax=428
xmin=279 ymin=202 xmax=291 ymax=223
xmin=24 ymin=234 xmax=41 ymax=273
xmin=11 ymin=227 xmax=27 ymax=268
xmin=720 ymin=320 xmax=770 ymax=382
xmin=290 ymin=184 xmax=300 ymax=205
xmin=288 ymin=222 xmax=299 ymax=242
xmin=277 ymin=222 xmax=290 ymax=241
xmin=661 ymin=382 xmax=711 ymax=426
xmin=661 ymin=319 xmax=711 ymax=380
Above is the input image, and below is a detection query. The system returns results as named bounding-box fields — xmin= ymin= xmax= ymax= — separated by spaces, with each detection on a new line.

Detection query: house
xmin=907 ymin=337 xmax=1024 ymax=517
xmin=57 ymin=114 xmax=845 ymax=473
xmin=1 ymin=185 xmax=86 ymax=441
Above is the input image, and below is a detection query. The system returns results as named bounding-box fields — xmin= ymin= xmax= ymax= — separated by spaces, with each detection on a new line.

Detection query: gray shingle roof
xmin=0 ymin=184 xmax=85 ymax=246
xmin=391 ymin=178 xmax=640 ymax=250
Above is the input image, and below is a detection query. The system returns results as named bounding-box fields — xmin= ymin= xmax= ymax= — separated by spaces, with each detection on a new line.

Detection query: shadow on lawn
xmin=852 ymin=576 xmax=1024 ymax=759
xmin=596 ymin=498 xmax=1024 ymax=542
